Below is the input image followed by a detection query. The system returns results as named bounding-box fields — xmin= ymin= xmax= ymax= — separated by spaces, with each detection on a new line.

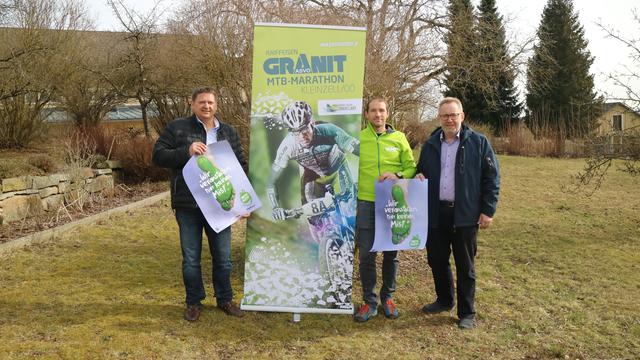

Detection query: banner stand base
xmin=292 ymin=313 xmax=301 ymax=323
xmin=240 ymin=303 xmax=354 ymax=315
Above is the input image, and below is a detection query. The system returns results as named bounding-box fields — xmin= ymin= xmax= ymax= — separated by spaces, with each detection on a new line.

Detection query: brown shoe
xmin=219 ymin=301 xmax=244 ymax=317
xmin=184 ymin=303 xmax=203 ymax=322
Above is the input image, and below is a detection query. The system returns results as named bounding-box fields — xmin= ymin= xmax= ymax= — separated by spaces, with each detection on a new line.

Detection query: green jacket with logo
xmin=358 ymin=122 xmax=416 ymax=202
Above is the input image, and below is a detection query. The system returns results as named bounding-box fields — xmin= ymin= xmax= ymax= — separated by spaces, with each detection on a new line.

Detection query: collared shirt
xmin=196 ymin=116 xmax=220 ymax=145
xmin=439 ymin=131 xmax=460 ymax=201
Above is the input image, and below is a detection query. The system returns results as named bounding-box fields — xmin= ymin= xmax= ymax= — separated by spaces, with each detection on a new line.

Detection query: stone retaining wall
xmin=0 ymin=167 xmax=117 ymax=225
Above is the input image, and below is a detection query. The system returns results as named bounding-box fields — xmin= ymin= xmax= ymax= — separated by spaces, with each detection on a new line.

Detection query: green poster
xmin=242 ymin=23 xmax=366 ymax=314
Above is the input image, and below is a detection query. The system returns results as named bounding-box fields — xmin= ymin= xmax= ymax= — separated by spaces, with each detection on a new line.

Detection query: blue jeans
xmin=175 ymin=208 xmax=233 ymax=306
xmin=356 ymin=200 xmax=398 ymax=306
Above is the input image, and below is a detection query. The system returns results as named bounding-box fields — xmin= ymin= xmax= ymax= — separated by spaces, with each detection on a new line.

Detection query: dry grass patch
xmin=0 ymin=155 xmax=638 ymax=359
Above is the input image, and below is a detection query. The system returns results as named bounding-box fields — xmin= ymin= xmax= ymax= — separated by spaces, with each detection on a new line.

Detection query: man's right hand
xmin=272 ymin=207 xmax=286 ymax=221
xmin=189 ymin=142 xmax=207 ymax=156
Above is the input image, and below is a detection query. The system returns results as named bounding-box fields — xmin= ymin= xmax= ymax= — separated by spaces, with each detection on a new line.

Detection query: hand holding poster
xmin=372 ymin=179 xmax=428 ymax=252
xmin=182 ymin=140 xmax=261 ymax=233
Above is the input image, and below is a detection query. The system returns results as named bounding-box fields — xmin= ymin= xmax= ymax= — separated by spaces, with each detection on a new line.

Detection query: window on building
xmin=612 ymin=114 xmax=623 ymax=131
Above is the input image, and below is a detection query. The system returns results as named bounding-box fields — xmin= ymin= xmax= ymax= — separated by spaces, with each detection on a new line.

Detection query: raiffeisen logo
xmin=263 ymin=54 xmax=347 ymax=75
xmin=317 ymin=99 xmax=362 ymax=116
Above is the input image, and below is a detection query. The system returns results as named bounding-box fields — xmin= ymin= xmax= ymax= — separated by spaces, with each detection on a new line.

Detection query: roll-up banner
xmin=242 ymin=23 xmax=366 ymax=314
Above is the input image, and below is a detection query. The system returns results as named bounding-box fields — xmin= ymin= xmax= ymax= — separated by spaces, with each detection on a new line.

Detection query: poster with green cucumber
xmin=372 ymin=179 xmax=428 ymax=251
xmin=182 ymin=140 xmax=261 ymax=233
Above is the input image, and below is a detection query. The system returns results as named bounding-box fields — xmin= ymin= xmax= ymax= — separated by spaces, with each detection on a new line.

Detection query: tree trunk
xmin=140 ymin=100 xmax=150 ymax=138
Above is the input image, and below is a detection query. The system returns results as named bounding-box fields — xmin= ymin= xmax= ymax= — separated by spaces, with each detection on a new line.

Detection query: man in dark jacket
xmin=152 ymin=87 xmax=247 ymax=321
xmin=416 ymin=97 xmax=500 ymax=329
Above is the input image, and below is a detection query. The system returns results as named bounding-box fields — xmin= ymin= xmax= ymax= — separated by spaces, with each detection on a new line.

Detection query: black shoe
xmin=458 ymin=316 xmax=475 ymax=329
xmin=184 ymin=303 xmax=203 ymax=322
xmin=421 ymin=301 xmax=453 ymax=314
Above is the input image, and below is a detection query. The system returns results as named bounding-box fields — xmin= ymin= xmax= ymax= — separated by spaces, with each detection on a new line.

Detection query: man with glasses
xmin=415 ymin=97 xmax=500 ymax=329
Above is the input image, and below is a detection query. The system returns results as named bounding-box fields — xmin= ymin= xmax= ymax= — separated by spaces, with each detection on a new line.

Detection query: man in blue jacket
xmin=416 ymin=97 xmax=500 ymax=329
xmin=152 ymin=87 xmax=247 ymax=322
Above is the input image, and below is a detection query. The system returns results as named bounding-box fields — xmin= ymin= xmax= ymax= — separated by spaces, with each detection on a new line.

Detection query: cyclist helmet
xmin=281 ymin=101 xmax=313 ymax=131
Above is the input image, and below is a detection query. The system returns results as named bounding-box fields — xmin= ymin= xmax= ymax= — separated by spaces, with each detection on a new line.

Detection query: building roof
xmin=44 ymin=104 xmax=159 ymax=123
xmin=603 ymin=102 xmax=640 ymax=116
xmin=108 ymin=104 xmax=159 ymax=120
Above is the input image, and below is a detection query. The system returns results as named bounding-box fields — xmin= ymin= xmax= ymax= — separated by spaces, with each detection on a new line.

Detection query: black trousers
xmin=427 ymin=203 xmax=478 ymax=319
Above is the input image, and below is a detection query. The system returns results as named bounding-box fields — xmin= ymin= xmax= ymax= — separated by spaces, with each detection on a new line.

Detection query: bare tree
xmin=107 ymin=0 xmax=164 ymax=138
xmin=168 ymin=0 xmax=532 ymax=145
xmin=565 ymin=126 xmax=640 ymax=195
xmin=0 ymin=0 xmax=88 ymax=148
xmin=167 ymin=0 xmax=271 ymax=149
xmin=0 ymin=0 xmax=87 ymax=99
xmin=148 ymin=32 xmax=198 ymax=135
xmin=57 ymin=32 xmax=123 ymax=128
xmin=297 ymin=0 xmax=448 ymax=123
xmin=565 ymin=10 xmax=640 ymax=194
xmin=597 ymin=10 xmax=640 ymax=111
xmin=171 ymin=0 xmax=448 ymax=134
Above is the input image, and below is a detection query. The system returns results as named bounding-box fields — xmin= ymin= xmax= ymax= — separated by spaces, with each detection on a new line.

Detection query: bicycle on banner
xmin=282 ymin=181 xmax=356 ymax=308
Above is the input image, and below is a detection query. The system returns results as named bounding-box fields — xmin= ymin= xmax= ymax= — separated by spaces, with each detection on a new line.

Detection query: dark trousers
xmin=427 ymin=203 xmax=478 ymax=319
xmin=175 ymin=208 xmax=233 ymax=307
xmin=356 ymin=200 xmax=398 ymax=306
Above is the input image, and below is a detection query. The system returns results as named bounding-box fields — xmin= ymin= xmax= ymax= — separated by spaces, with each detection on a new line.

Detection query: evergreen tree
xmin=477 ymin=0 xmax=522 ymax=135
xmin=443 ymin=0 xmax=484 ymax=125
xmin=526 ymin=0 xmax=602 ymax=141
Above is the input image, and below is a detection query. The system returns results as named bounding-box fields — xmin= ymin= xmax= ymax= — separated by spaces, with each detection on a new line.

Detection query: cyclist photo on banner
xmin=267 ymin=101 xmax=360 ymax=308
xmin=243 ymin=94 xmax=361 ymax=312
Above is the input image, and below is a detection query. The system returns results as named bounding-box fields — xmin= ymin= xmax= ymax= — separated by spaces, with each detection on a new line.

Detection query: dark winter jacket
xmin=152 ymin=115 xmax=247 ymax=209
xmin=416 ymin=124 xmax=500 ymax=228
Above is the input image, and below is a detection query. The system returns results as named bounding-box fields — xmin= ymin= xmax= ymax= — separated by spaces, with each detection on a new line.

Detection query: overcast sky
xmin=85 ymin=0 xmax=639 ymax=103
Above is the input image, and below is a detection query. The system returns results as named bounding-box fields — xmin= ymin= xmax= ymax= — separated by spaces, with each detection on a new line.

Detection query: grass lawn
xmin=0 ymin=155 xmax=638 ymax=359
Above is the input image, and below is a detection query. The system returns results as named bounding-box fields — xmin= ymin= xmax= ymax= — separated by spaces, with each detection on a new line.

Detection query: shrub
xmin=70 ymin=126 xmax=118 ymax=160
xmin=63 ymin=128 xmax=98 ymax=167
xmin=89 ymin=127 xmax=117 ymax=160
xmin=396 ymin=118 xmax=438 ymax=149
xmin=492 ymin=123 xmax=570 ymax=157
xmin=0 ymin=95 xmax=49 ymax=149
xmin=94 ymin=155 xmax=109 ymax=169
xmin=466 ymin=122 xmax=495 ymax=143
xmin=151 ymin=94 xmax=191 ymax=136
xmin=62 ymin=129 xmax=99 ymax=212
xmin=27 ymin=154 xmax=57 ymax=174
xmin=113 ymin=136 xmax=167 ymax=184
xmin=0 ymin=160 xmax=45 ymax=178
xmin=0 ymin=163 xmax=9 ymax=179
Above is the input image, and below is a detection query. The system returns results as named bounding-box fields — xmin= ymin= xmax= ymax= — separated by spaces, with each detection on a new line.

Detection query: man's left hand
xmin=478 ymin=213 xmax=493 ymax=229
xmin=378 ymin=172 xmax=398 ymax=181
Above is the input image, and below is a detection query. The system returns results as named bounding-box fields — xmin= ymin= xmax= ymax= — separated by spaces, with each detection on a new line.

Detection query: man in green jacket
xmin=354 ymin=98 xmax=416 ymax=322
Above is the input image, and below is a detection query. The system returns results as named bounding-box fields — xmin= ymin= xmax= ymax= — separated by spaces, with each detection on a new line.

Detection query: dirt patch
xmin=0 ymin=181 xmax=167 ymax=244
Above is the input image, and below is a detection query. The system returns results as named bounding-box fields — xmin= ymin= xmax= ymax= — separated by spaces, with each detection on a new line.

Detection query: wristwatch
xmin=396 ymin=172 xmax=404 ymax=179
